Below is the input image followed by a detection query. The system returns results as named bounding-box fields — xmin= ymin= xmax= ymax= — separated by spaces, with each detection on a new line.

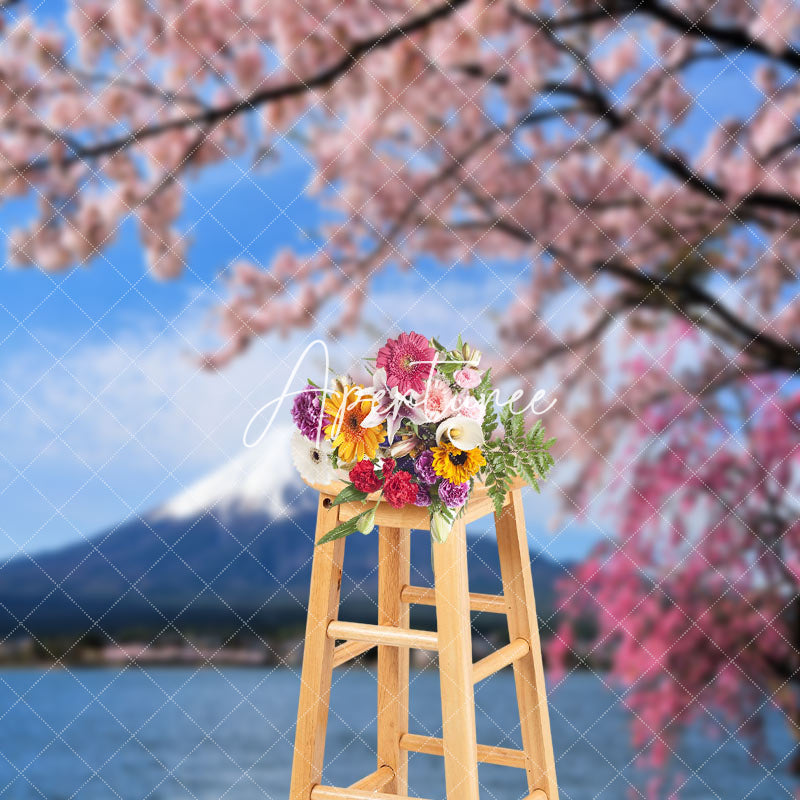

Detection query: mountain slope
xmin=0 ymin=428 xmax=567 ymax=638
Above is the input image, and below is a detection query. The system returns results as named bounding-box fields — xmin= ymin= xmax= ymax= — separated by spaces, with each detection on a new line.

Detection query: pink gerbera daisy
xmin=376 ymin=332 xmax=436 ymax=395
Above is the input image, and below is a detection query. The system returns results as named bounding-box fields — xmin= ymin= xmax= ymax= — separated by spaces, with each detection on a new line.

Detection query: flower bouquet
xmin=290 ymin=332 xmax=555 ymax=544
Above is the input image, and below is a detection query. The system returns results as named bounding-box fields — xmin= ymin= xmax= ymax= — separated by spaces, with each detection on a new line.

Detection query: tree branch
xmin=13 ymin=0 xmax=468 ymax=175
xmin=513 ymin=1 xmax=800 ymax=71
xmin=510 ymin=308 xmax=625 ymax=370
xmin=602 ymin=262 xmax=800 ymax=371
xmin=511 ymin=7 xmax=800 ymax=212
xmin=761 ymin=133 xmax=800 ymax=165
xmin=457 ymin=186 xmax=800 ymax=372
xmin=639 ymin=0 xmax=800 ymax=71
xmin=537 ymin=79 xmax=800 ymax=215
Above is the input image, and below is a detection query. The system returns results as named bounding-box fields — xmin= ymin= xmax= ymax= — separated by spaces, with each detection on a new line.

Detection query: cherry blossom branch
xmin=535 ymin=79 xmax=800 ymax=215
xmin=514 ymin=1 xmax=800 ymax=71
xmin=761 ymin=133 xmax=800 ymax=164
xmin=602 ymin=262 xmax=800 ymax=371
xmin=505 ymin=306 xmax=626 ymax=370
xmin=638 ymin=0 xmax=800 ymax=70
xmin=458 ymin=183 xmax=800 ymax=372
xmin=12 ymin=0 xmax=468 ymax=176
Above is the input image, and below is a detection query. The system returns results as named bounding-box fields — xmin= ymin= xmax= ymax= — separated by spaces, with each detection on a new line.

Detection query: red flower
xmin=381 ymin=457 xmax=396 ymax=476
xmin=383 ymin=470 xmax=418 ymax=509
xmin=349 ymin=459 xmax=383 ymax=493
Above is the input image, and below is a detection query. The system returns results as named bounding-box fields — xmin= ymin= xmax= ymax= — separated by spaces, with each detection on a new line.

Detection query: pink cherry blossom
xmin=1 ymin=2 xmax=800 ymax=792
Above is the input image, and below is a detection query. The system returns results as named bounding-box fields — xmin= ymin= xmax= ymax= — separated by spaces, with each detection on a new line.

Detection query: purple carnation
xmin=414 ymin=485 xmax=432 ymax=507
xmin=414 ymin=450 xmax=437 ymax=485
xmin=438 ymin=479 xmax=470 ymax=508
xmin=291 ymin=385 xmax=327 ymax=441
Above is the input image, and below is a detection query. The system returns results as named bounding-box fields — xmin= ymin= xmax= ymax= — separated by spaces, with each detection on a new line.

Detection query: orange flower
xmin=324 ymin=385 xmax=385 ymax=463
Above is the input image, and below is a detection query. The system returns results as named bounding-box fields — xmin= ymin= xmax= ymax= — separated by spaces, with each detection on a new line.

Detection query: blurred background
xmin=0 ymin=0 xmax=798 ymax=797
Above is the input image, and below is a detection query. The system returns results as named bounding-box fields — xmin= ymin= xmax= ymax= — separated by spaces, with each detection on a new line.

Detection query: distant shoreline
xmin=0 ymin=631 xmax=602 ymax=671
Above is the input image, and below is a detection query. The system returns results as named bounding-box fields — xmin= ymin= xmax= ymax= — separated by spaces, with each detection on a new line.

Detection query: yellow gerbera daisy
xmin=431 ymin=443 xmax=486 ymax=484
xmin=324 ymin=385 xmax=385 ymax=463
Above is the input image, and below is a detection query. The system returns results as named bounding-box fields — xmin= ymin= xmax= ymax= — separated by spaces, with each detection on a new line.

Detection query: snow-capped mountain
xmin=0 ymin=427 xmax=566 ymax=639
xmin=153 ymin=425 xmax=311 ymax=522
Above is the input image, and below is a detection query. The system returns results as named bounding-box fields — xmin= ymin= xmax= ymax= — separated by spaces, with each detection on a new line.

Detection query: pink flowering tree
xmin=2 ymin=0 xmax=800 ymax=789
xmin=553 ymin=376 xmax=800 ymax=792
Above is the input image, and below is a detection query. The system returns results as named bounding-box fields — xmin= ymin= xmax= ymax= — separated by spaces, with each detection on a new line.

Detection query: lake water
xmin=0 ymin=667 xmax=795 ymax=800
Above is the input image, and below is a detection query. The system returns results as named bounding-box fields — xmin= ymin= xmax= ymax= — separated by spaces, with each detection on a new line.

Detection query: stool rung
xmin=473 ymin=638 xmax=530 ymax=684
xmin=312 ymin=787 xmax=431 ymax=800
xmin=292 ymin=487 xmax=559 ymax=800
xmin=328 ymin=620 xmax=438 ymax=651
xmin=400 ymin=585 xmax=506 ymax=614
xmin=399 ymin=733 xmax=527 ymax=769
xmin=349 ymin=765 xmax=394 ymax=791
xmin=332 ymin=640 xmax=375 ymax=668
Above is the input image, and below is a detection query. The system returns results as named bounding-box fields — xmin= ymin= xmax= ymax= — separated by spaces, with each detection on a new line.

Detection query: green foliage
xmin=428 ymin=495 xmax=455 ymax=526
xmin=316 ymin=485 xmax=375 ymax=543
xmin=430 ymin=333 xmax=476 ymax=380
xmin=330 ymin=484 xmax=368 ymax=506
xmin=479 ymin=369 xmax=498 ymax=439
xmin=482 ymin=405 xmax=556 ymax=515
xmin=317 ymin=507 xmax=374 ymax=544
xmin=436 ymin=359 xmax=460 ymax=380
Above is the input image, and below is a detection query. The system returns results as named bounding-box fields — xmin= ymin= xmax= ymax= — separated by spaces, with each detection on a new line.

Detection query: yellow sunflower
xmin=324 ymin=385 xmax=385 ymax=463
xmin=431 ymin=443 xmax=486 ymax=484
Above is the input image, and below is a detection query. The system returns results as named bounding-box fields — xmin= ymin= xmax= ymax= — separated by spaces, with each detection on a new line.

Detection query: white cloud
xmin=2 ymin=323 xmax=273 ymax=475
xmin=0 ymin=313 xmax=326 ymax=555
xmin=1 ymin=270 xmax=503 ymax=475
xmin=0 ymin=270 xmax=590 ymax=557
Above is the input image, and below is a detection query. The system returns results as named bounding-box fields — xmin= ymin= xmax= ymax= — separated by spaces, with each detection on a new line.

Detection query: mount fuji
xmin=0 ymin=426 xmax=566 ymax=639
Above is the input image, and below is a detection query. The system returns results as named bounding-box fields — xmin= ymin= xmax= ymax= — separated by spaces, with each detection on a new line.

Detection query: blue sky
xmin=0 ymin=3 xmax=770 ymax=564
xmin=0 ymin=150 xmax=594 ymax=563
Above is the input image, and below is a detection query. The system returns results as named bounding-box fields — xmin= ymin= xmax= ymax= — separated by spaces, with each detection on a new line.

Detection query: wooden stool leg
xmin=290 ymin=497 xmax=346 ymax=800
xmin=495 ymin=490 xmax=559 ymax=800
xmin=432 ymin=519 xmax=481 ymax=800
xmin=377 ymin=526 xmax=411 ymax=793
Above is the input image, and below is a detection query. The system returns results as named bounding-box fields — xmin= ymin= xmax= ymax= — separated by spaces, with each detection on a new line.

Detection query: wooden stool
xmin=289 ymin=478 xmax=559 ymax=800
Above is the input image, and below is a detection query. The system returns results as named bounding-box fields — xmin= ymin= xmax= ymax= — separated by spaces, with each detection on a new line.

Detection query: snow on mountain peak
xmin=153 ymin=424 xmax=312 ymax=521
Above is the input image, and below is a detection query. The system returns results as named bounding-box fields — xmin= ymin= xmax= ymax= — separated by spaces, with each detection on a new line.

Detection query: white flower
xmin=435 ymin=416 xmax=484 ymax=451
xmin=290 ymin=430 xmax=337 ymax=485
xmin=360 ymin=367 xmax=426 ymax=442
